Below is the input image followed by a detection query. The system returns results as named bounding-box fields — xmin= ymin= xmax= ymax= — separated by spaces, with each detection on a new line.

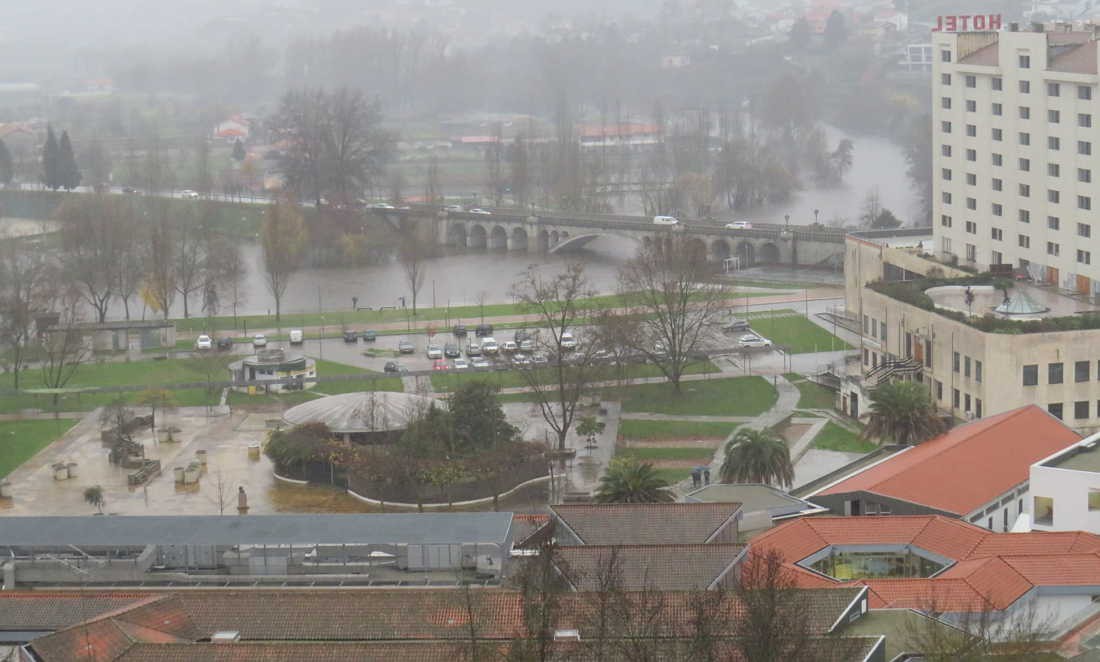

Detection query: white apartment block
xmin=1029 ymin=432 xmax=1100 ymax=532
xmin=933 ymin=25 xmax=1100 ymax=293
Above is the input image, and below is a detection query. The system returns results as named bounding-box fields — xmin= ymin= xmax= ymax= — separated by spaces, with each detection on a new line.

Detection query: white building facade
xmin=933 ymin=26 xmax=1100 ymax=293
xmin=1029 ymin=433 xmax=1100 ymax=532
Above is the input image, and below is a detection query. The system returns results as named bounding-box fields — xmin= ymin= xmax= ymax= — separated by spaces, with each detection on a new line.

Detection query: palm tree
xmin=720 ymin=428 xmax=794 ymax=488
xmin=83 ymin=485 xmax=105 ymax=514
xmin=864 ymin=381 xmax=946 ymax=445
xmin=595 ymin=457 xmax=674 ymax=504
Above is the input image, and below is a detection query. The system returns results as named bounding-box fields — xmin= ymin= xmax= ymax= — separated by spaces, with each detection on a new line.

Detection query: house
xmin=214 ymin=114 xmax=251 ymax=141
xmin=806 ymin=405 xmax=1082 ymax=531
xmin=548 ymin=502 xmax=743 ymax=545
xmin=748 ymin=515 xmax=1100 ymax=641
xmin=1029 ymin=431 xmax=1100 ymax=532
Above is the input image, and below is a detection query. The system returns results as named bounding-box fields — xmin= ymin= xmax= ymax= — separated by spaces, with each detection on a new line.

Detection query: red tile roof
xmin=749 ymin=515 xmax=1100 ymax=613
xmin=815 ymin=406 xmax=1080 ymax=515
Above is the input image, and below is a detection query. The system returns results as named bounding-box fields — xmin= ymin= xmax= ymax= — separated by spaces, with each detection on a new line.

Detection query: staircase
xmin=865 ymin=358 xmax=922 ymax=385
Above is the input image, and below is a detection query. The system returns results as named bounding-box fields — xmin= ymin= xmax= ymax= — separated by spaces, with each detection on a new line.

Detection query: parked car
xmin=724 ymin=221 xmax=752 ymax=230
xmin=362 ymin=330 xmax=377 ymax=342
xmin=481 ymin=337 xmax=499 ymax=354
xmin=512 ymin=353 xmax=532 ymax=366
xmin=653 ymin=215 xmax=679 ymax=225
xmin=289 ymin=329 xmax=304 ymax=345
xmin=469 ymin=208 xmax=492 ymax=215
xmin=215 ymin=336 xmax=234 ymax=350
xmin=252 ymin=334 xmax=267 ymax=348
xmin=383 ymin=361 xmax=405 ymax=374
xmin=181 ymin=189 xmax=200 ymax=199
xmin=653 ymin=341 xmax=668 ymax=357
xmin=723 ymin=318 xmax=751 ymax=333
xmin=368 ymin=202 xmax=395 ymax=210
xmin=513 ymin=329 xmax=530 ymax=343
xmin=442 ymin=204 xmax=465 ymax=212
xmin=501 ymin=340 xmax=518 ymax=353
xmin=452 ymin=324 xmax=468 ymax=337
xmin=426 ymin=344 xmax=443 ymax=359
xmin=531 ymin=352 xmax=549 ymax=365
xmin=444 ymin=343 xmax=461 ymax=358
xmin=519 ymin=339 xmax=535 ymax=351
xmin=195 ymin=334 xmax=213 ymax=350
xmin=121 ymin=186 xmax=136 ymax=194
xmin=398 ymin=338 xmax=415 ymax=354
xmin=738 ymin=334 xmax=773 ymax=349
xmin=343 ymin=330 xmax=359 ymax=343
xmin=466 ymin=342 xmax=482 ymax=357
xmin=453 ymin=357 xmax=470 ymax=370
xmin=432 ymin=359 xmax=449 ymax=371
xmin=560 ymin=331 xmax=577 ymax=350
xmin=472 ymin=357 xmax=491 ymax=369
xmin=475 ymin=324 xmax=494 ymax=337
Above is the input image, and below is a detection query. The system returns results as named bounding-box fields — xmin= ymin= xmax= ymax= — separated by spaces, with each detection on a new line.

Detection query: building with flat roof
xmin=0 ymin=513 xmax=515 ymax=588
xmin=807 ymin=405 xmax=1081 ymax=531
xmin=1029 ymin=430 xmax=1100 ymax=532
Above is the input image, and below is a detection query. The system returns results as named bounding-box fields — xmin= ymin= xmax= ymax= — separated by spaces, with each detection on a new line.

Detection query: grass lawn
xmin=0 ymin=419 xmax=78 ymax=478
xmin=785 ymin=373 xmax=838 ymax=410
xmin=746 ymin=313 xmax=852 ymax=354
xmin=652 ymin=467 xmax=693 ymax=484
xmin=619 ymin=419 xmax=737 ymax=441
xmin=616 ymin=377 xmax=776 ymax=417
xmin=812 ymin=421 xmax=876 ymax=454
xmin=430 ymin=360 xmax=718 ymax=393
xmin=618 ymin=446 xmax=716 ymax=462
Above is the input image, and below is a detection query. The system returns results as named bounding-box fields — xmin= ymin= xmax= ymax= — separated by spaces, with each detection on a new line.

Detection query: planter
xmin=196 ymin=450 xmax=208 ymax=467
xmin=247 ymin=444 xmax=261 ymax=461
xmin=66 ymin=462 xmax=78 ymax=478
xmin=173 ymin=466 xmax=185 ymax=483
xmin=52 ymin=463 xmax=69 ymax=481
xmin=0 ymin=480 xmax=11 ymax=498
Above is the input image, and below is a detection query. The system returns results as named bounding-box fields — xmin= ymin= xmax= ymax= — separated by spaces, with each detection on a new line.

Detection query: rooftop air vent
xmin=553 ymin=629 xmax=581 ymax=642
xmin=211 ymin=631 xmax=241 ymax=644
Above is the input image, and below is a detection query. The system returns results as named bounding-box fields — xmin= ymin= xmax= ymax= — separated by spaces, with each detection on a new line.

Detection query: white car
xmin=368 ymin=202 xmax=395 ymax=210
xmin=738 ymin=334 xmax=773 ymax=349
xmin=512 ymin=353 xmax=532 ymax=366
xmin=181 ymin=189 xmax=200 ymax=199
xmin=426 ymin=344 xmax=443 ymax=359
xmin=469 ymin=208 xmax=492 ymax=215
xmin=443 ymin=204 xmax=465 ymax=212
xmin=481 ymin=337 xmax=499 ymax=354
xmin=653 ymin=215 xmax=679 ymax=225
xmin=288 ymin=329 xmax=304 ymax=345
xmin=472 ymin=357 xmax=491 ymax=369
xmin=195 ymin=334 xmax=213 ymax=350
xmin=501 ymin=340 xmax=518 ymax=353
xmin=560 ymin=331 xmax=577 ymax=350
xmin=453 ymin=357 xmax=470 ymax=370
xmin=725 ymin=221 xmax=752 ymax=230
xmin=252 ymin=334 xmax=268 ymax=348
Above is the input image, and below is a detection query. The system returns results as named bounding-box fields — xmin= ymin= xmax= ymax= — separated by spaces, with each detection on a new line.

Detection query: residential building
xmin=806 ymin=405 xmax=1081 ymax=531
xmin=1029 ymin=431 xmax=1100 ymax=532
xmin=749 ymin=515 xmax=1100 ymax=641
xmin=933 ymin=25 xmax=1100 ymax=289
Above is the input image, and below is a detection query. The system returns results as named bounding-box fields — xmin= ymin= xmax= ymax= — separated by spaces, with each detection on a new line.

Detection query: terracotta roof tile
xmin=817 ymin=406 xmax=1080 ymax=515
xmin=968 ymin=531 xmax=1100 ymax=558
xmin=551 ymin=503 xmax=741 ymax=545
xmin=0 ymin=592 xmax=151 ymax=630
xmin=1000 ymin=553 xmax=1100 ymax=586
xmin=556 ymin=544 xmax=745 ymax=591
xmin=29 ymin=618 xmax=137 ymax=662
xmin=936 ymin=557 xmax=1033 ymax=609
xmin=910 ymin=517 xmax=988 ymax=560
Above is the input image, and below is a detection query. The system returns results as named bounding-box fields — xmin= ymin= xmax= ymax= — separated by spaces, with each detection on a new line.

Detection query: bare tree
xmin=397 ymin=220 xmax=428 ymax=316
xmin=260 ymin=197 xmax=307 ymax=322
xmin=57 ymin=194 xmax=129 ymax=323
xmin=0 ymin=237 xmax=53 ymax=389
xmin=140 ymin=198 xmax=176 ymax=319
xmin=511 ymin=262 xmax=606 ymax=452
xmin=39 ymin=295 xmax=89 ymax=411
xmin=901 ymin=592 xmax=1055 ymax=661
xmin=173 ymin=203 xmax=211 ymax=319
xmin=507 ymin=540 xmax=567 ymax=662
xmin=616 ymin=234 xmax=725 ymax=393
xmin=424 ymin=154 xmax=441 ymax=206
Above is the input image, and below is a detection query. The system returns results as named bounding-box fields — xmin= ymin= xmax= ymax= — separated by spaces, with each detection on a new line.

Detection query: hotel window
xmin=1080 ymin=168 xmax=1092 ymax=183
xmin=1080 ymin=195 xmax=1092 ymax=210
xmin=992 ymin=203 xmax=1003 ymax=216
xmin=1019 ymin=209 xmax=1030 ymax=223
xmin=1023 ymin=364 xmax=1038 ymax=386
xmin=953 ymin=388 xmax=960 ymax=408
xmin=993 ymin=153 xmax=1003 ymax=166
xmin=942 ymin=144 xmax=952 ymax=157
xmin=1089 ymin=490 xmax=1100 ymax=512
xmin=1079 ymin=223 xmax=1091 ymax=238
xmin=993 ymin=76 xmax=1003 ymax=90
xmin=1080 ymin=113 xmax=1093 ymax=128
xmin=1019 ymin=54 xmax=1030 ymax=68
xmin=935 ymin=379 xmax=943 ymax=399
xmin=966 ymin=148 xmax=977 ymax=161
xmin=1019 ymin=80 xmax=1031 ymax=93
xmin=1076 ymin=360 xmax=1091 ymax=382
xmin=953 ymin=352 xmax=960 ymax=373
xmin=1079 ymin=85 xmax=1092 ymax=100
xmin=1019 ymin=183 xmax=1031 ymax=197
xmin=925 ymin=341 xmax=933 ymax=368
xmin=1019 ymin=106 xmax=1030 ymax=120
xmin=1047 ymin=242 xmax=1060 ymax=257
xmin=1049 ymin=403 xmax=1064 ymax=420
xmin=966 ymin=244 xmax=976 ymax=262
xmin=967 ymin=197 xmax=977 ymax=210
xmin=964 ymin=356 xmax=971 ymax=377
xmin=965 ymin=221 xmax=977 ymax=234
xmin=1048 ymin=216 xmax=1060 ymax=230
xmin=942 ymin=168 xmax=952 ymax=180
xmin=941 ymin=73 xmax=952 ymax=85
xmin=1034 ymin=496 xmax=1054 ymax=525
xmin=943 ymin=192 xmax=952 ymax=204
xmin=942 ymin=121 xmax=952 ymax=133
xmin=941 ymin=214 xmax=952 ymax=227
xmin=965 ymin=74 xmax=975 ymax=87
xmin=991 ymin=227 xmax=1003 ymax=240
xmin=966 ymin=99 xmax=976 ymax=112
xmin=992 ymin=250 xmax=1003 ymax=264
xmin=1048 ymin=109 xmax=1061 ymax=123
xmin=1019 ymin=157 xmax=1030 ymax=171
xmin=942 ymin=236 xmax=952 ymax=253
xmin=1019 ymin=234 xmax=1030 ymax=248
xmin=1048 ymin=82 xmax=1060 ymax=96
xmin=975 ymin=360 xmax=983 ymax=383
xmin=942 ymin=49 xmax=952 ymax=62
xmin=967 ymin=173 xmax=977 ymax=185
xmin=1078 ymin=401 xmax=1091 ymax=420
xmin=1079 ymin=140 xmax=1092 ymax=155
xmin=1049 ymin=163 xmax=1060 ymax=177
xmin=992 ymin=128 xmax=1002 ymax=141
xmin=1048 ymin=190 xmax=1060 ymax=203
xmin=993 ymin=102 xmax=1003 ymax=116
xmin=1019 ymin=132 xmax=1030 ymax=145
xmin=976 ymin=399 xmax=982 ymax=417
xmin=941 ymin=97 xmax=952 ymax=109
xmin=992 ymin=178 xmax=1003 ymax=191
xmin=965 ymin=393 xmax=971 ymax=412
xmin=1078 ymin=249 xmax=1091 ymax=265
xmin=1050 ymin=362 xmax=1064 ymax=384
xmin=967 ymin=124 xmax=977 ymax=137
xmin=1049 ymin=136 xmax=1060 ymax=150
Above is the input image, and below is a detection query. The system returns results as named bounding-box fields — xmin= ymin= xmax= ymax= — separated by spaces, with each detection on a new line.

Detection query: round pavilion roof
xmin=282 ymin=391 xmax=443 ymax=435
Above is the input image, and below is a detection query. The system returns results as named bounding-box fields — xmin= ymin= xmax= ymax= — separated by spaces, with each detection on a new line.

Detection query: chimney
xmin=211 ymin=631 xmax=241 ymax=644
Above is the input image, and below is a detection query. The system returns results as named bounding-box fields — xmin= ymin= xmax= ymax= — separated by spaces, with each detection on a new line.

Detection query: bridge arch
xmin=489 ymin=225 xmax=508 ymax=250
xmin=711 ymin=239 xmax=731 ymax=262
xmin=687 ymin=238 xmax=708 ymax=262
xmin=448 ymin=223 xmax=467 ymax=247
xmin=511 ymin=227 xmax=529 ymax=251
xmin=538 ymin=230 xmax=550 ymax=252
xmin=468 ymin=224 xmax=487 ymax=249
xmin=759 ymin=242 xmax=780 ymax=264
xmin=736 ymin=241 xmax=755 ymax=267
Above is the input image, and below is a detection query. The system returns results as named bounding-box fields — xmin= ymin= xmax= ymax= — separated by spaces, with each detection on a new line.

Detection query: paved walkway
xmin=619 ymin=413 xmax=755 ymax=423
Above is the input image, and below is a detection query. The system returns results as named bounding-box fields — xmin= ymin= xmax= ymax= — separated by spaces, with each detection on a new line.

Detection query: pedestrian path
xmin=619 ymin=413 xmax=755 ymax=423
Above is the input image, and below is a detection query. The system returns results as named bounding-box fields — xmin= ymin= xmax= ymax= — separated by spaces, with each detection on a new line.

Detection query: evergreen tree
xmin=42 ymin=125 xmax=59 ymax=189
xmin=0 ymin=139 xmax=12 ymax=185
xmin=57 ymin=130 xmax=82 ymax=190
xmin=232 ymin=138 xmax=246 ymax=161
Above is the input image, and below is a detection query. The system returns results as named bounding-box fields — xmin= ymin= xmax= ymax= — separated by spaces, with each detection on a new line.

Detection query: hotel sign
xmin=933 ymin=14 xmax=1002 ymax=32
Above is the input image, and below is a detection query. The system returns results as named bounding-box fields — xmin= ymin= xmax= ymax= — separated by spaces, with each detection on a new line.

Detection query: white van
xmin=481 ymin=337 xmax=500 ymax=355
xmin=289 ymin=329 xmax=304 ymax=345
xmin=653 ymin=215 xmax=679 ymax=225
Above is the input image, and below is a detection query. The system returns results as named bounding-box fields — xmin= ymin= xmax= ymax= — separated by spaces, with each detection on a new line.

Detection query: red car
xmin=432 ymin=359 xmax=449 ymax=371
